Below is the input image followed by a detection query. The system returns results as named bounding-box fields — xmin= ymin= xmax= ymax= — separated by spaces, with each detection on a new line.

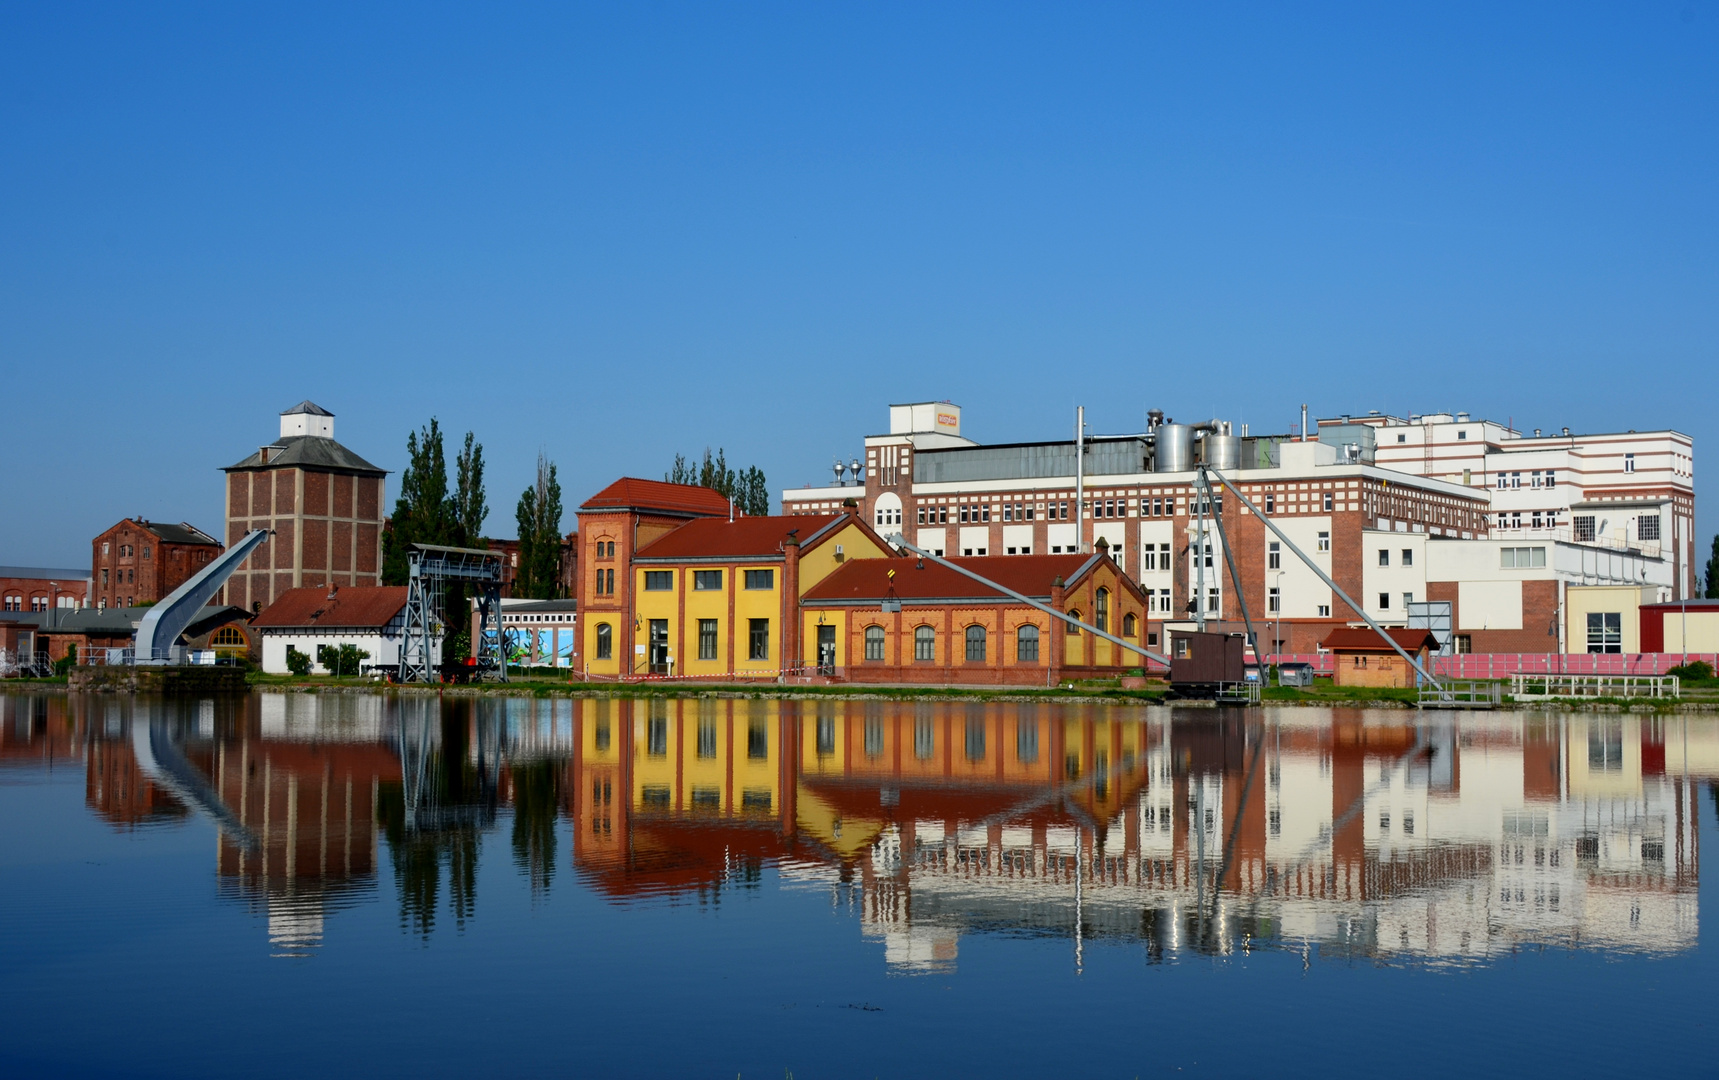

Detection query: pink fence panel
xmin=1261 ymin=651 xmax=1717 ymax=679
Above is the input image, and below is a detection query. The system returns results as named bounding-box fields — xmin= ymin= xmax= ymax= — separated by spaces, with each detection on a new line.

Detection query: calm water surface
xmin=1 ymin=691 xmax=1715 ymax=1078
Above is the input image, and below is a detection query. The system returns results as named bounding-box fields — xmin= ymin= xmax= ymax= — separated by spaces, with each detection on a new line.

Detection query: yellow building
xmin=628 ymin=512 xmax=892 ymax=679
xmin=1563 ymin=585 xmax=1658 ymax=654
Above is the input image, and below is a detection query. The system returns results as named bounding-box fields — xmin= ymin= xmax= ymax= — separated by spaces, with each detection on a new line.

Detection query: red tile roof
xmin=634 ymin=514 xmax=846 ymax=560
xmin=579 ymin=478 xmax=734 ymax=517
xmin=253 ymin=586 xmax=408 ymax=629
xmin=803 ymin=554 xmax=1099 ymax=603
xmin=1319 ymin=627 xmax=1440 ymax=653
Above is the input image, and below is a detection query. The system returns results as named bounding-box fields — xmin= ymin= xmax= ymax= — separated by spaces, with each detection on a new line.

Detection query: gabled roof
xmin=803 ymin=553 xmax=1105 ymax=604
xmin=579 ymin=478 xmax=735 ymax=517
xmin=281 ymin=400 xmax=333 ymax=416
xmin=1320 ymin=627 xmax=1440 ymax=653
xmin=253 ymin=586 xmax=407 ymax=629
xmin=633 ymin=514 xmax=848 ymax=561
xmin=224 ymin=435 xmax=386 ymax=475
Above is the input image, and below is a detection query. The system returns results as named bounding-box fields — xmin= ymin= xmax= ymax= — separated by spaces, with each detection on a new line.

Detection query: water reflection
xmin=0 ymin=692 xmax=1709 ymax=971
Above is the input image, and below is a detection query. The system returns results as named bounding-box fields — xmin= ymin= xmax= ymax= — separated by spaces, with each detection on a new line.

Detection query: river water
xmin=1 ymin=691 xmax=1715 ymax=1077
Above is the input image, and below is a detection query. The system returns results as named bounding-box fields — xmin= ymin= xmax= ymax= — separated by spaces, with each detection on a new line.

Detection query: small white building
xmin=253 ymin=585 xmax=434 ymax=674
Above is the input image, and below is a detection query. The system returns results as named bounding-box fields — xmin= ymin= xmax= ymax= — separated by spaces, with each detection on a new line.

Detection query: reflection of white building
xmin=848 ymin=711 xmax=1706 ymax=971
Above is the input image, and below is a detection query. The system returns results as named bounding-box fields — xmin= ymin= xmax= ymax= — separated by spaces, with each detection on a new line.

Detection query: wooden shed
xmin=1320 ymin=627 xmax=1440 ymax=688
xmin=1168 ymin=631 xmax=1247 ymax=695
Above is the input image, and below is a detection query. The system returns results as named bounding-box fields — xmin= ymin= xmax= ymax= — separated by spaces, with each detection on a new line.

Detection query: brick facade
xmin=90 ymin=518 xmax=221 ymax=609
xmin=223 ymin=409 xmax=388 ymax=614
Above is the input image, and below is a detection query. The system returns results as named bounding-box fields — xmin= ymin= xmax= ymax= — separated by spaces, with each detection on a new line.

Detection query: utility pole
xmin=1075 ymin=405 xmax=1086 ymax=553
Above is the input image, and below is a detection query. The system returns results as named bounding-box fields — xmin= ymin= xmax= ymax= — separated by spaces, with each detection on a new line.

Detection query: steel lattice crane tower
xmin=398 ymin=543 xmax=507 ymax=683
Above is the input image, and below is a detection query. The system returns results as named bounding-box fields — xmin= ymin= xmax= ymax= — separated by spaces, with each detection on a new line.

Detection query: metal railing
xmin=1418 ymin=680 xmax=1504 ymax=708
xmin=0 ymin=650 xmax=54 ymax=678
xmin=1510 ymin=673 xmax=1681 ymax=700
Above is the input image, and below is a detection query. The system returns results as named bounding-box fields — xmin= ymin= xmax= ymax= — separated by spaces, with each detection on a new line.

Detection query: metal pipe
xmin=1202 ymin=466 xmax=1444 ymax=691
xmin=886 ymin=534 xmax=1172 ymax=666
xmin=1199 ymin=467 xmax=1261 ymax=664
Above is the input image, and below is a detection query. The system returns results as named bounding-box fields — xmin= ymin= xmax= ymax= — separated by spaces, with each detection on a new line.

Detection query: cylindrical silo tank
xmin=1204 ymin=432 xmax=1242 ymax=471
xmin=1156 ymin=424 xmax=1195 ymax=472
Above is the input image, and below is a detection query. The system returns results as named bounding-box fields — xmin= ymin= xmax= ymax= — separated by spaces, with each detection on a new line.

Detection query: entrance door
xmin=649 ymin=619 xmax=670 ymax=674
xmin=817 ymin=625 xmax=836 ymax=675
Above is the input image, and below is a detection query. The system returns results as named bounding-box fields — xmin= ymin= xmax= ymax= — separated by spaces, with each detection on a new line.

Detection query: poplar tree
xmin=515 ymin=452 xmax=565 ymax=599
xmin=663 ymin=447 xmax=769 ymax=515
xmin=1704 ymin=533 xmax=1719 ymax=599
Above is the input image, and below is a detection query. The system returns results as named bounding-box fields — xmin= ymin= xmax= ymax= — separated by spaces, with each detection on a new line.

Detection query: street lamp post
xmin=1272 ymin=569 xmax=1285 ymax=682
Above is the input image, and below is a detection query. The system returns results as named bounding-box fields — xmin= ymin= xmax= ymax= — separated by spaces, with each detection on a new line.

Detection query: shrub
xmin=1668 ymin=660 xmax=1714 ymax=681
xmin=316 ymin=643 xmax=370 ymax=677
xmin=285 ymin=646 xmax=312 ymax=676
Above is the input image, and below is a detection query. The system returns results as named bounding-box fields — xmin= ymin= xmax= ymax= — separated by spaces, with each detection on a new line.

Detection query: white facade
xmin=259 ymin=614 xmax=428 ymax=674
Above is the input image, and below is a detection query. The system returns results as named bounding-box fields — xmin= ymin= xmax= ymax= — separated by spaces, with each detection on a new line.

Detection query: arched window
xmin=1066 ymin=610 xmax=1081 ymax=635
xmin=212 ymin=626 xmax=247 ymax=649
xmin=1122 ymin=613 xmax=1137 ymax=637
xmin=965 ymin=625 xmax=987 ymax=662
xmin=1095 ymin=588 xmax=1109 ymax=633
xmin=864 ymin=625 xmax=886 ymax=661
xmin=1016 ymin=624 xmax=1040 ymax=662
xmin=914 ymin=625 xmax=935 ymax=662
xmin=595 ymin=623 xmax=613 ymax=660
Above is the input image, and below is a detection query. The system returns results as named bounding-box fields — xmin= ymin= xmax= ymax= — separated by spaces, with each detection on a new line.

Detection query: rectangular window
xmin=1265 ymin=494 xmax=1275 ymax=513
xmin=748 ymin=618 xmax=770 ymax=660
xmin=981 ymin=506 xmax=990 ymax=522
xmin=1317 ymin=604 xmax=1331 ymax=617
xmin=1638 ymin=516 xmax=1661 ymax=541
xmin=643 ymin=571 xmax=673 ymax=591
xmin=917 ymin=508 xmax=925 ymax=525
xmin=1403 ymin=591 xmax=1414 ymax=610
xmin=1401 ymin=548 xmax=1413 ymax=567
xmin=1317 ymin=532 xmax=1330 ymax=553
xmin=1379 ymin=592 xmax=1390 ymax=609
xmin=1268 ymin=542 xmax=1280 ymax=570
xmin=1157 ymin=588 xmax=1170 ymax=613
xmin=1573 ymin=515 xmax=1595 ymax=542
xmin=1545 ymin=470 xmax=1555 ymax=488
xmin=698 ymin=619 xmax=718 ymax=660
xmin=693 ymin=569 xmax=722 ymax=590
xmin=1378 ymin=550 xmax=1390 ymax=567
xmin=744 ymin=569 xmax=774 ymax=590
xmin=1268 ymin=587 xmax=1280 ymax=613
xmin=1143 ymin=547 xmax=1156 ymax=571
xmin=1586 ymin=612 xmax=1622 ymax=654
xmin=1323 ymin=492 xmax=1333 ymax=511
xmin=1624 ymin=453 xmax=1635 ymax=473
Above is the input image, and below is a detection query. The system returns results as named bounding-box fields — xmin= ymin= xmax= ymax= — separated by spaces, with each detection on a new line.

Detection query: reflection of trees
xmin=377 ymin=700 xmax=494 ymax=938
xmin=510 ymin=759 xmax=561 ymax=897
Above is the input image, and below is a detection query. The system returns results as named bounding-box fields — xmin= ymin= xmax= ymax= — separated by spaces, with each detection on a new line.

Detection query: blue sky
xmin=2 ymin=2 xmax=1715 ymax=565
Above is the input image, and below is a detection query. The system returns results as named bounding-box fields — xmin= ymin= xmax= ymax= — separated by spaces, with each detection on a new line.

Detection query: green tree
xmin=383 ymin=419 xmax=454 ymax=586
xmin=664 ymin=447 xmax=768 ymax=514
xmin=515 ymin=452 xmax=565 ymax=599
xmin=1704 ymin=532 xmax=1719 ymax=599
xmin=454 ymin=431 xmax=488 ymax=546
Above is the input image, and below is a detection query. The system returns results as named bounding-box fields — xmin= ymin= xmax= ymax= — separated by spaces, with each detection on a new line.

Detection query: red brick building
xmin=90 ymin=518 xmax=221 ymax=609
xmin=0 ymin=565 xmax=89 ymax=613
xmin=223 ymin=401 xmax=387 ymax=614
xmin=575 ymin=478 xmax=735 ymax=669
xmin=801 ymin=551 xmax=1152 ymax=685
xmin=485 ymin=531 xmax=579 ymax=598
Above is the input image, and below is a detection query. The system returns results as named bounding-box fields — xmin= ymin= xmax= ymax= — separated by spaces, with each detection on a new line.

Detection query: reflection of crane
xmin=395 ymin=698 xmax=507 ymax=834
xmin=128 ymin=704 xmax=259 ymax=852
